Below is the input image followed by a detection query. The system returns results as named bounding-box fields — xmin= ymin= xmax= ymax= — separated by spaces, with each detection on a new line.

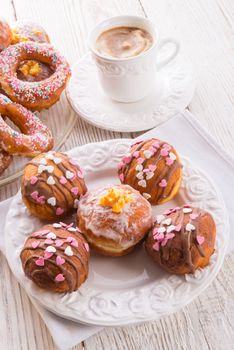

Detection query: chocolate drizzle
xmin=20 ymin=225 xmax=89 ymax=292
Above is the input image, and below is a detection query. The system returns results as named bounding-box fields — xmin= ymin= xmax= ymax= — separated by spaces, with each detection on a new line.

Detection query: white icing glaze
xmin=78 ymin=185 xmax=152 ymax=244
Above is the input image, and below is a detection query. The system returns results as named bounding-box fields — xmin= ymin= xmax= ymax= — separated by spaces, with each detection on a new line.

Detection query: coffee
xmin=96 ymin=26 xmax=153 ymax=59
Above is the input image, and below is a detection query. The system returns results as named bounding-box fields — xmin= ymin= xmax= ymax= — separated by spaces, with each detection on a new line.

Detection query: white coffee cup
xmin=89 ymin=16 xmax=180 ymax=103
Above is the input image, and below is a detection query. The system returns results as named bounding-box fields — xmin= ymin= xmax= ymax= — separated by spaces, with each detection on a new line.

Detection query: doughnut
xmin=0 ymin=94 xmax=53 ymax=156
xmin=0 ymin=148 xmax=12 ymax=175
xmin=11 ymin=22 xmax=50 ymax=44
xmin=145 ymin=205 xmax=216 ymax=274
xmin=21 ymin=151 xmax=87 ymax=221
xmin=118 ymin=138 xmax=182 ymax=205
xmin=20 ymin=223 xmax=90 ymax=293
xmin=77 ymin=184 xmax=153 ymax=256
xmin=0 ymin=41 xmax=71 ymax=110
xmin=0 ymin=19 xmax=12 ymax=52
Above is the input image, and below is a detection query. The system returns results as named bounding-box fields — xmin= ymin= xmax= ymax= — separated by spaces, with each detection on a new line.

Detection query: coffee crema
xmin=96 ymin=26 xmax=153 ymax=59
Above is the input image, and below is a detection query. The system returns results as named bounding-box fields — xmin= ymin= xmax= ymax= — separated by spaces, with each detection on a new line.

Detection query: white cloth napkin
xmin=0 ymin=110 xmax=233 ymax=350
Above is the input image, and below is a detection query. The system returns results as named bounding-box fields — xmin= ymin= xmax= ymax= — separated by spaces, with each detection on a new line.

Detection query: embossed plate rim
xmin=4 ymin=139 xmax=229 ymax=326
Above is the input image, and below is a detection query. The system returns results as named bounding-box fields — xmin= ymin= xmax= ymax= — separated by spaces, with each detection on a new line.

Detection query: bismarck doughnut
xmin=77 ymin=184 xmax=153 ymax=256
xmin=145 ymin=205 xmax=216 ymax=274
xmin=118 ymin=138 xmax=182 ymax=205
xmin=21 ymin=152 xmax=87 ymax=221
xmin=20 ymin=223 xmax=90 ymax=293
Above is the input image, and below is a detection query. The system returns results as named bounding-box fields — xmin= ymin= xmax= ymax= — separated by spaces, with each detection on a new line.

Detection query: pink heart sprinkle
xmin=31 ymin=241 xmax=40 ymax=249
xmin=55 ymin=274 xmax=65 ymax=282
xmin=175 ymin=224 xmax=182 ymax=232
xmin=133 ymin=151 xmax=140 ymax=158
xmin=59 ymin=176 xmax=67 ymax=185
xmin=166 ymin=158 xmax=174 ymax=166
xmin=123 ymin=155 xmax=132 ymax=164
xmin=71 ymin=240 xmax=78 ymax=247
xmin=55 ymin=239 xmax=64 ymax=247
xmin=44 ymin=239 xmax=54 ymax=245
xmin=149 ymin=146 xmax=156 ymax=154
xmin=143 ymin=168 xmax=150 ymax=173
xmin=67 ymin=236 xmax=75 ymax=243
xmin=137 ymin=157 xmax=144 ymax=164
xmin=84 ymin=243 xmax=89 ymax=252
xmin=30 ymin=176 xmax=38 ymax=185
xmin=32 ymin=229 xmax=50 ymax=237
xmin=148 ymin=164 xmax=157 ymax=172
xmin=117 ymin=162 xmax=124 ymax=170
xmin=37 ymin=195 xmax=45 ymax=204
xmin=119 ymin=173 xmax=124 ymax=182
xmin=71 ymin=187 xmax=79 ymax=196
xmin=160 ymin=149 xmax=168 ymax=157
xmin=159 ymin=179 xmax=167 ymax=187
xmin=56 ymin=207 xmax=64 ymax=216
xmin=56 ymin=256 xmax=65 ymax=266
xmin=154 ymin=232 xmax=164 ymax=241
xmin=162 ymin=144 xmax=171 ymax=151
xmin=31 ymin=191 xmax=39 ymax=200
xmin=197 ymin=235 xmax=205 ymax=245
xmin=77 ymin=171 xmax=83 ymax=179
xmin=153 ymin=242 xmax=160 ymax=251
xmin=183 ymin=204 xmax=191 ymax=208
xmin=44 ymin=251 xmax=53 ymax=259
xmin=190 ymin=213 xmax=199 ymax=220
xmin=35 ymin=256 xmax=44 ymax=266
xmin=152 ymin=142 xmax=160 ymax=149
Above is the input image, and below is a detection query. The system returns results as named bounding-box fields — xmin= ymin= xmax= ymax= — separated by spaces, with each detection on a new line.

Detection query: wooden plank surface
xmin=0 ymin=0 xmax=233 ymax=349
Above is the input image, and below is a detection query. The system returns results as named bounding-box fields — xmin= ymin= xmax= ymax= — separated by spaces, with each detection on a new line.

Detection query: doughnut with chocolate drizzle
xmin=145 ymin=205 xmax=216 ymax=274
xmin=21 ymin=151 xmax=87 ymax=221
xmin=118 ymin=138 xmax=182 ymax=205
xmin=20 ymin=223 xmax=90 ymax=293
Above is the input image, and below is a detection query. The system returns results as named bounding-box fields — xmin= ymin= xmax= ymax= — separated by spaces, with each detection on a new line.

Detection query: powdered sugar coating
xmin=78 ymin=184 xmax=152 ymax=248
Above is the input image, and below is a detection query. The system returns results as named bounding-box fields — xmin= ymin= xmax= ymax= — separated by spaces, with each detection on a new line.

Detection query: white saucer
xmin=66 ymin=54 xmax=195 ymax=132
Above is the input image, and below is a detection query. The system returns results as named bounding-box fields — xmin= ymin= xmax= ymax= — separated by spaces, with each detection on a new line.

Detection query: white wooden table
xmin=0 ymin=1 xmax=234 ymax=349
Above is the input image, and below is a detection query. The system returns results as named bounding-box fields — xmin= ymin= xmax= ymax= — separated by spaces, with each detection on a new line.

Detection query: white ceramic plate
xmin=4 ymin=139 xmax=229 ymax=326
xmin=66 ymin=54 xmax=195 ymax=132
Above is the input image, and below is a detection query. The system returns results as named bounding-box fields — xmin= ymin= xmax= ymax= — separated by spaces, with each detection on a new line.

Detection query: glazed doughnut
xmin=11 ymin=22 xmax=50 ymax=44
xmin=0 ymin=148 xmax=12 ymax=175
xmin=21 ymin=151 xmax=87 ymax=221
xmin=0 ymin=19 xmax=12 ymax=52
xmin=20 ymin=223 xmax=90 ymax=293
xmin=77 ymin=184 xmax=153 ymax=256
xmin=0 ymin=94 xmax=53 ymax=156
xmin=145 ymin=205 xmax=216 ymax=274
xmin=118 ymin=138 xmax=182 ymax=205
xmin=0 ymin=41 xmax=71 ymax=110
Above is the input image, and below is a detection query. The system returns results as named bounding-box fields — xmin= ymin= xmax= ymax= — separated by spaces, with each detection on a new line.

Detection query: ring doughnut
xmin=0 ymin=148 xmax=12 ymax=175
xmin=0 ymin=19 xmax=12 ymax=52
xmin=11 ymin=22 xmax=50 ymax=44
xmin=0 ymin=41 xmax=71 ymax=110
xmin=0 ymin=94 xmax=54 ymax=156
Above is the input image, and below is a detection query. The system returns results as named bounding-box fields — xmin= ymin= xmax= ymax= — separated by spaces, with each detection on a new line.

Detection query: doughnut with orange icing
xmin=77 ymin=184 xmax=153 ymax=256
xmin=145 ymin=205 xmax=216 ymax=274
xmin=11 ymin=22 xmax=50 ymax=44
xmin=20 ymin=223 xmax=90 ymax=293
xmin=0 ymin=41 xmax=71 ymax=111
xmin=118 ymin=138 xmax=182 ymax=205
xmin=0 ymin=19 xmax=12 ymax=52
xmin=0 ymin=94 xmax=53 ymax=156
xmin=21 ymin=152 xmax=87 ymax=221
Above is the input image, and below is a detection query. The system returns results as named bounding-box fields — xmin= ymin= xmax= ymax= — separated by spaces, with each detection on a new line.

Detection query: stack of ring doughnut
xmin=0 ymin=94 xmax=54 ymax=156
xmin=0 ymin=41 xmax=71 ymax=110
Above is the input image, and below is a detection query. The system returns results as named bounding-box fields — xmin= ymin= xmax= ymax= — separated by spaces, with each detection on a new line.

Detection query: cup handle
xmin=156 ymin=38 xmax=180 ymax=70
